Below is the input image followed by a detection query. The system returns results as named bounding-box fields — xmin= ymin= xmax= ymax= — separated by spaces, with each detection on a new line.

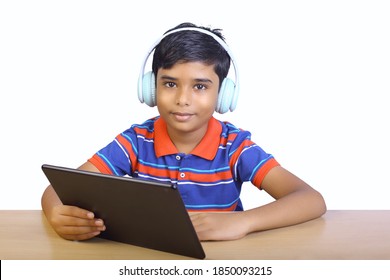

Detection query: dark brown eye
xmin=194 ymin=84 xmax=207 ymax=90
xmin=165 ymin=82 xmax=176 ymax=88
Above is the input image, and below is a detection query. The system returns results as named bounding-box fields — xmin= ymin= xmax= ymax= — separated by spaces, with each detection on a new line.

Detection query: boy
xmin=41 ymin=22 xmax=326 ymax=242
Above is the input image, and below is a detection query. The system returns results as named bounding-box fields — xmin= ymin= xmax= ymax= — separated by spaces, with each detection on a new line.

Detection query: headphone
xmin=137 ymin=27 xmax=240 ymax=114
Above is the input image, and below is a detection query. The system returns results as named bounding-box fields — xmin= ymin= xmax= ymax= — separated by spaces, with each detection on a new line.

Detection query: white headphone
xmin=137 ymin=27 xmax=240 ymax=114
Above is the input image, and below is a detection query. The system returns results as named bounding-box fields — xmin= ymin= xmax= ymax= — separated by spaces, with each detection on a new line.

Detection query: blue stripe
xmin=228 ymin=136 xmax=252 ymax=157
xmin=228 ymin=147 xmax=238 ymax=157
xmin=180 ymin=166 xmax=229 ymax=173
xmin=120 ymin=133 xmax=138 ymax=156
xmin=132 ymin=125 xmax=154 ymax=132
xmin=97 ymin=152 xmax=119 ymax=176
xmin=138 ymin=159 xmax=180 ymax=170
xmin=131 ymin=119 xmax=156 ymax=132
xmin=249 ymin=155 xmax=274 ymax=181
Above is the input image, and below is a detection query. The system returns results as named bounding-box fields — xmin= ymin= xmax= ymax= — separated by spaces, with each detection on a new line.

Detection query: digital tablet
xmin=42 ymin=164 xmax=205 ymax=259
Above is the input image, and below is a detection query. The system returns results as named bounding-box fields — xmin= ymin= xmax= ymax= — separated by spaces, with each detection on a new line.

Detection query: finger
xmin=56 ymin=212 xmax=104 ymax=228
xmin=55 ymin=223 xmax=106 ymax=241
xmin=62 ymin=205 xmax=96 ymax=220
xmin=61 ymin=230 xmax=102 ymax=241
xmin=56 ymin=205 xmax=105 ymax=227
xmin=59 ymin=224 xmax=106 ymax=235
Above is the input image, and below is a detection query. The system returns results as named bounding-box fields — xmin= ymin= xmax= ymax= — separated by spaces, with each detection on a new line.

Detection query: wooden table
xmin=1 ymin=210 xmax=389 ymax=259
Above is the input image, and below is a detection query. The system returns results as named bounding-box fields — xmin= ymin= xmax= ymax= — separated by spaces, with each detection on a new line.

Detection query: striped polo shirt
xmin=89 ymin=116 xmax=279 ymax=211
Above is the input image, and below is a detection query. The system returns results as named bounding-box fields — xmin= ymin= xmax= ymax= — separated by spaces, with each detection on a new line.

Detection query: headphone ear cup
xmin=216 ymin=78 xmax=236 ymax=114
xmin=140 ymin=71 xmax=156 ymax=107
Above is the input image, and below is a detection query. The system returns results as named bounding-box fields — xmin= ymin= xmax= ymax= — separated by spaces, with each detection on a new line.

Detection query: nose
xmin=176 ymin=86 xmax=192 ymax=106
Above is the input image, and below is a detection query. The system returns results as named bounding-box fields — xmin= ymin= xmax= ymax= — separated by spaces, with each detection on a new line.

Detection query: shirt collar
xmin=154 ymin=117 xmax=222 ymax=160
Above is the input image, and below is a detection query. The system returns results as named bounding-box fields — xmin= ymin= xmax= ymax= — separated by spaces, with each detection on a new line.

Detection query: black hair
xmin=152 ymin=22 xmax=231 ymax=88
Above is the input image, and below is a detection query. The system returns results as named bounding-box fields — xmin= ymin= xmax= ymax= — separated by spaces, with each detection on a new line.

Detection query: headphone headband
xmin=138 ymin=26 xmax=240 ymax=113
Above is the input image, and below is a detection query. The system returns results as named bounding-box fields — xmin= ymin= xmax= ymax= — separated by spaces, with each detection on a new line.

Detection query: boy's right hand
xmin=47 ymin=205 xmax=106 ymax=241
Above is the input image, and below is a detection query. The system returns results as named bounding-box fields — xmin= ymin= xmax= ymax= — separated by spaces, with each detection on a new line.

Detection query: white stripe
xmin=233 ymin=144 xmax=258 ymax=181
xmin=137 ymin=135 xmax=154 ymax=143
xmin=138 ymin=173 xmax=177 ymax=184
xmin=178 ymin=179 xmax=234 ymax=187
xmin=114 ymin=139 xmax=131 ymax=166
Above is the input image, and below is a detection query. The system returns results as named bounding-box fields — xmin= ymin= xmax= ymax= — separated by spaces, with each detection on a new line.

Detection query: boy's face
xmin=156 ymin=61 xmax=219 ymax=140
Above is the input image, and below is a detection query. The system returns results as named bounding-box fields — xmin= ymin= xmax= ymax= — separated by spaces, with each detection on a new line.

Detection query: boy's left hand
xmin=189 ymin=212 xmax=250 ymax=241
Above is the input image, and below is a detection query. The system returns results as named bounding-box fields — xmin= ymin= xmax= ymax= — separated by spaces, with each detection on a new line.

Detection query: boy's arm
xmin=190 ymin=166 xmax=327 ymax=241
xmin=41 ymin=161 xmax=106 ymax=240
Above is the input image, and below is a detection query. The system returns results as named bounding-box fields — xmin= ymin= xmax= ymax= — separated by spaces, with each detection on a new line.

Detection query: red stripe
xmin=252 ymin=158 xmax=280 ymax=188
xmin=88 ymin=155 xmax=113 ymax=175
xmin=229 ymin=138 xmax=255 ymax=169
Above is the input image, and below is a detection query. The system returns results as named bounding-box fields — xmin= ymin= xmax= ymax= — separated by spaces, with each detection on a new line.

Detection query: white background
xmin=1 ymin=0 xmax=389 ymax=210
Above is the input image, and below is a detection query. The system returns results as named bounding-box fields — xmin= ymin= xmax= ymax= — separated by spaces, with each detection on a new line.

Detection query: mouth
xmin=171 ymin=112 xmax=194 ymax=122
